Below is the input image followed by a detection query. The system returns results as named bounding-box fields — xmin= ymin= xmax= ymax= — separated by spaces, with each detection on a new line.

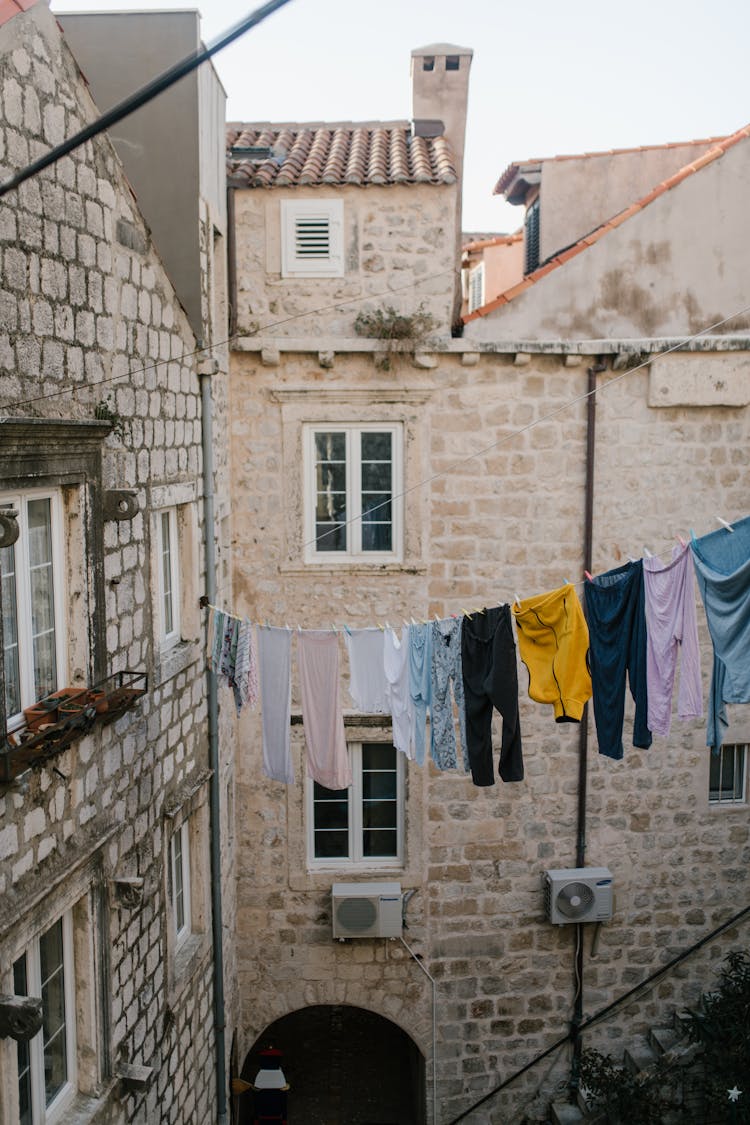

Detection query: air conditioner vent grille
xmin=336 ymin=896 xmax=377 ymax=933
xmin=556 ymin=881 xmax=595 ymax=918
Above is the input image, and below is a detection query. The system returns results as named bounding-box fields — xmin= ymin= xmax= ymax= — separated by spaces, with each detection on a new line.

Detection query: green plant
xmin=354 ymin=303 xmax=436 ymax=368
xmin=94 ymin=394 xmax=127 ymax=441
xmin=684 ymin=949 xmax=750 ymax=1121
xmin=579 ymin=1047 xmax=674 ymax=1124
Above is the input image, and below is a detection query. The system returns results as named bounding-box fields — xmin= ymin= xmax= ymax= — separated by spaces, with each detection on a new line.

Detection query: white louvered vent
xmin=281 ymin=199 xmax=344 ymax=277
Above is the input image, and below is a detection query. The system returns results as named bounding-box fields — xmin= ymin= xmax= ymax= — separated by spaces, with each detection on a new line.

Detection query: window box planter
xmin=2 ymin=671 xmax=147 ymax=783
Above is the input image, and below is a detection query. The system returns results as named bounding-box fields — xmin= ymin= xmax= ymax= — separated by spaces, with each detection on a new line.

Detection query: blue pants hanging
xmin=585 ymin=560 xmax=652 ymax=760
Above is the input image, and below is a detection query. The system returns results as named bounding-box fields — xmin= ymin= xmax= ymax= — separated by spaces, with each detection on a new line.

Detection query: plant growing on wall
xmin=578 ymin=1048 xmax=674 ymax=1123
xmin=683 ymin=948 xmax=750 ymax=1122
xmin=354 ymin=303 xmax=436 ymax=370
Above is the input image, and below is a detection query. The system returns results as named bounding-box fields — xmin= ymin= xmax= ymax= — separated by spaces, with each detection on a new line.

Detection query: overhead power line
xmin=0 ymin=0 xmax=294 ymax=198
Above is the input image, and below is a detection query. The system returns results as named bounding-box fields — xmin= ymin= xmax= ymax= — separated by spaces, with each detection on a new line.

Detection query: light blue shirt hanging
xmin=690 ymin=515 xmax=750 ymax=750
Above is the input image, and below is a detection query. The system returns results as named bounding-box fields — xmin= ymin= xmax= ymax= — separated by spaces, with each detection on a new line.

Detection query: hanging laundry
xmin=384 ymin=626 xmax=415 ymax=759
xmin=256 ymin=626 xmax=294 ymax=785
xmin=231 ymin=618 xmax=259 ymax=715
xmin=690 ymin=515 xmax=750 ymax=750
xmin=462 ymin=605 xmax=523 ymax=785
xmin=430 ymin=617 xmax=468 ymax=771
xmin=512 ymin=584 xmax=591 ymax=723
xmin=343 ymin=627 xmax=389 ymax=713
xmin=408 ymin=622 xmax=432 ymax=767
xmin=297 ymin=630 xmax=351 ymax=790
xmin=643 ymin=545 xmax=702 ymax=737
xmin=209 ymin=607 xmax=225 ymax=674
xmin=584 ymin=561 xmax=651 ymax=760
xmin=219 ymin=614 xmax=239 ymax=684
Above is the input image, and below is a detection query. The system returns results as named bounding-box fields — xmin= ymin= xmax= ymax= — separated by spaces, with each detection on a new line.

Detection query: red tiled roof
xmin=0 ymin=0 xmax=38 ymax=29
xmin=462 ymin=232 xmax=522 ymax=253
xmin=465 ymin=124 xmax=750 ymax=323
xmin=226 ymin=123 xmax=457 ymax=188
xmin=493 ymin=135 xmax=730 ymax=197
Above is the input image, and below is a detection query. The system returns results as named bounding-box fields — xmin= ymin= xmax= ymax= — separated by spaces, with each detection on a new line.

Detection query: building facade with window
xmin=227 ymin=43 xmax=750 ymax=1119
xmin=0 ymin=5 xmax=235 ymax=1125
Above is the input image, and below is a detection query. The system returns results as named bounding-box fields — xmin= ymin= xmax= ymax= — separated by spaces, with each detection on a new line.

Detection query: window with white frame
xmin=1 ymin=492 xmax=65 ymax=727
xmin=281 ymin=199 xmax=344 ymax=278
xmin=13 ymin=912 xmax=77 ymax=1125
xmin=709 ymin=743 xmax=747 ymax=805
xmin=304 ymin=425 xmax=402 ymax=562
xmin=468 ymin=262 xmax=485 ymax=313
xmin=156 ymin=507 xmax=181 ymax=647
xmin=307 ymin=743 xmax=404 ymax=868
xmin=169 ymin=820 xmax=192 ymax=946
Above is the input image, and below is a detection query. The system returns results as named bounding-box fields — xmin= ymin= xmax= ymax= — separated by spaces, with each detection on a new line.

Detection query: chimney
xmin=411 ymin=44 xmax=473 ymax=333
xmin=411 ymin=44 xmax=473 ymax=184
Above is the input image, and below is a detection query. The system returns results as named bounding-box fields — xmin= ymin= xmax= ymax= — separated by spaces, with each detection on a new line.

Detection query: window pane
xmin=721 ymin=746 xmax=735 ymax=796
xmin=39 ymin=919 xmax=68 ymax=1106
xmin=315 ymin=432 xmax=345 ymax=461
xmin=361 ymin=496 xmax=392 ymax=521
xmin=314 ymin=829 xmax=349 ymax=858
xmin=735 ymin=746 xmax=746 ymax=800
xmin=363 ymin=771 xmax=397 ymax=801
xmin=314 ymin=798 xmax=349 ymax=832
xmin=709 ymin=751 xmax=722 ymax=801
xmin=362 ymin=800 xmax=397 ymax=829
xmin=362 ymin=744 xmax=396 ymax=770
xmin=27 ymin=499 xmax=57 ymax=701
xmin=161 ymin=512 xmax=174 ymax=636
xmin=173 ymin=830 xmax=185 ymax=933
xmin=361 ymin=523 xmax=392 ymax=552
xmin=315 ymin=521 xmax=347 ymax=552
xmin=14 ymin=954 xmax=32 ymax=1125
xmin=315 ymin=434 xmax=347 ymax=553
xmin=1 ymin=542 xmax=21 ymax=717
xmin=360 ymin=432 xmax=391 ymax=461
xmin=363 ymin=829 xmax=398 ymax=857
xmin=361 ymin=461 xmax=392 ymax=491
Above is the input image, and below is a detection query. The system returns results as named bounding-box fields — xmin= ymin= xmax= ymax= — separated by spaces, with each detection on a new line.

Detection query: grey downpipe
xmin=201 ymin=371 xmax=228 ymax=1124
xmin=569 ymin=360 xmax=606 ymax=1102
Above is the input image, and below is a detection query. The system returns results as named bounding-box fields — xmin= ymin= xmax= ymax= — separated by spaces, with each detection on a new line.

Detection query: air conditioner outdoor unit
xmin=331 ymin=881 xmax=403 ymax=939
xmin=544 ymin=867 xmax=614 ymax=925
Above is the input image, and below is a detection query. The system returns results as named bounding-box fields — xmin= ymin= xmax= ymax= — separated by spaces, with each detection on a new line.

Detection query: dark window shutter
xmin=524 ymin=199 xmax=540 ymax=275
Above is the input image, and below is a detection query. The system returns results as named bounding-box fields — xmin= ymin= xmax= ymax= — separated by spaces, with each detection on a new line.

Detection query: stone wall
xmin=0 ymin=6 xmax=234 ymax=1123
xmin=231 ymin=182 xmax=458 ymax=340
xmin=229 ymin=341 xmax=750 ymax=1122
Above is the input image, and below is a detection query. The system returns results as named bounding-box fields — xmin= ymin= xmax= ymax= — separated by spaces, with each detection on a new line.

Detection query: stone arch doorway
xmin=240 ymin=1004 xmax=426 ymax=1125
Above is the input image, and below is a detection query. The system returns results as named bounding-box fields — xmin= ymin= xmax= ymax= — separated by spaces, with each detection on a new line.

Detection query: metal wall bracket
xmin=103 ymin=490 xmax=138 ymax=522
xmin=0 ymin=509 xmax=19 ymax=548
xmin=0 ymin=995 xmax=43 ymax=1041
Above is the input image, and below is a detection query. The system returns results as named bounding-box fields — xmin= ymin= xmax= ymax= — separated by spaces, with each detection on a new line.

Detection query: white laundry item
xmin=297 ymin=630 xmax=351 ymax=790
xmin=384 ymin=627 xmax=415 ymax=759
xmin=343 ymin=627 xmax=389 ymax=713
xmin=256 ymin=625 xmax=294 ymax=784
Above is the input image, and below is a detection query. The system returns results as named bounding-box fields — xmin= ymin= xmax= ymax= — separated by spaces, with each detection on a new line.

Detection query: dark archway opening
xmin=241 ymin=1003 xmax=426 ymax=1125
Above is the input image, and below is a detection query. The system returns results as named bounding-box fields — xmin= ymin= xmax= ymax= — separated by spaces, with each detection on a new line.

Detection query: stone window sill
xmin=155 ymin=639 xmax=198 ymax=686
xmin=169 ymin=932 xmax=210 ymax=1006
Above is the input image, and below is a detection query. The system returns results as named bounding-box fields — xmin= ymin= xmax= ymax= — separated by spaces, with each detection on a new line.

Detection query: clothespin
xmin=676 ymin=535 xmax=686 ymax=548
xmin=643 ymin=548 xmax=653 ymax=559
xmin=461 ymin=607 xmax=471 ymax=617
xmin=344 ymin=624 xmax=351 ymax=635
xmin=514 ymin=593 xmax=522 ymax=608
xmin=584 ymin=571 xmax=593 ymax=581
xmin=627 ymin=556 xmax=637 ymax=563
xmin=411 ymin=617 xmax=417 ymax=625
xmin=563 ymin=578 xmax=570 ymax=586
xmin=434 ymin=614 xmax=441 ymax=622
xmin=717 ymin=516 xmax=734 ymax=533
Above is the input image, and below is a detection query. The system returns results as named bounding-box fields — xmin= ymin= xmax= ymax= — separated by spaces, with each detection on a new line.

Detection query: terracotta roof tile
xmin=493 ymin=135 xmax=731 ymax=196
xmin=227 ymin=122 xmax=457 ymax=188
xmin=466 ymin=123 xmax=750 ymax=323
xmin=0 ymin=0 xmax=38 ymax=28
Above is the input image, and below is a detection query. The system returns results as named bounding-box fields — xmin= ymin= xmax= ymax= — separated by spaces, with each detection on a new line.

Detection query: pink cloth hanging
xmin=297 ymin=630 xmax=351 ymax=790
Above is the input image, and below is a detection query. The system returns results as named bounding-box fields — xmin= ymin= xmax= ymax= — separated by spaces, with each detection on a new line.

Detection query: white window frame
xmin=306 ymin=742 xmax=404 ymax=871
xmin=156 ymin=506 xmax=181 ymax=648
xmin=468 ymin=261 xmax=485 ymax=313
xmin=303 ymin=423 xmax=403 ymax=564
xmin=13 ymin=911 xmax=77 ymax=1125
xmin=170 ymin=820 xmax=192 ymax=947
xmin=281 ymin=199 xmax=344 ymax=278
xmin=709 ymin=742 xmax=747 ymax=806
xmin=1 ymin=490 xmax=66 ymax=729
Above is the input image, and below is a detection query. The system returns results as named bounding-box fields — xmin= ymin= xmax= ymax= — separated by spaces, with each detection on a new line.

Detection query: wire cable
xmin=0 ymin=0 xmax=295 ymax=199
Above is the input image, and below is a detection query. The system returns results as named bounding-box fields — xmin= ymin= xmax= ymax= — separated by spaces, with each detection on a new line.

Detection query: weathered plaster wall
xmin=231 ymin=182 xmax=458 ymax=339
xmin=467 ymin=137 xmax=750 ymax=342
xmin=538 ymin=140 xmax=721 ymax=263
xmin=229 ymin=343 xmax=750 ymax=1122
xmin=0 ymin=6 xmax=234 ymax=1123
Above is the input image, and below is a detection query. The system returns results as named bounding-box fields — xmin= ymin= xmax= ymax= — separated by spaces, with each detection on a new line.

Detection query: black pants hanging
xmin=461 ymin=604 xmax=523 ymax=786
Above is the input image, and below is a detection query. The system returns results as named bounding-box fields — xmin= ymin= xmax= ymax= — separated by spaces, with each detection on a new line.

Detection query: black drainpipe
xmin=569 ymin=359 xmax=607 ymax=1100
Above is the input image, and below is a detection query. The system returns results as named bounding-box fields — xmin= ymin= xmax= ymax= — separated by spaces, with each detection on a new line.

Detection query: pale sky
xmin=51 ymin=0 xmax=750 ymax=233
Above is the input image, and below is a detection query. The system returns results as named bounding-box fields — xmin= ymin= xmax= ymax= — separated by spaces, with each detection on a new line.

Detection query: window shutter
xmin=524 ymin=199 xmax=540 ymax=275
xmin=468 ymin=263 xmax=485 ymax=312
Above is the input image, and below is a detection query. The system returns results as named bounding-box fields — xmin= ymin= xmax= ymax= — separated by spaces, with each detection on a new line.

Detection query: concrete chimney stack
xmin=411 ymin=44 xmax=473 ymax=184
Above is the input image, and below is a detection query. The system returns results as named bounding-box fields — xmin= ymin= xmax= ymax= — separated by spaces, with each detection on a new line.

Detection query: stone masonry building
xmin=0 ymin=4 xmax=236 ymax=1124
xmin=226 ymin=44 xmax=750 ymax=1125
